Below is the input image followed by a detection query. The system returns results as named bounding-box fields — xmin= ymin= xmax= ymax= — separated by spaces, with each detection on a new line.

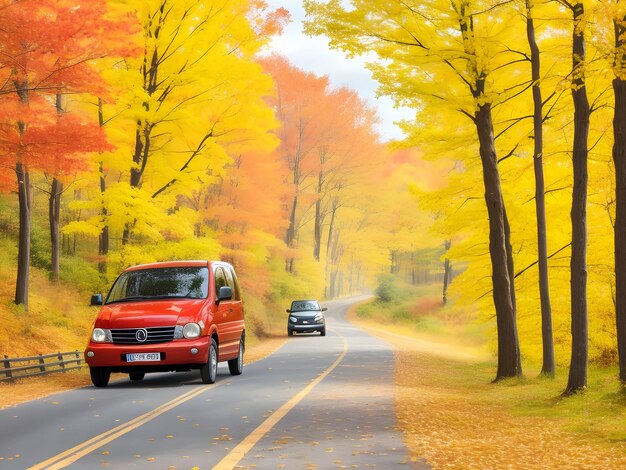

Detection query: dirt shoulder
xmin=0 ymin=337 xmax=286 ymax=410
xmin=347 ymin=312 xmax=626 ymax=469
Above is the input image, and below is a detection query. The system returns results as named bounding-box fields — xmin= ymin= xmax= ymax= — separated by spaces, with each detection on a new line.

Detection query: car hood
xmin=96 ymin=299 xmax=206 ymax=328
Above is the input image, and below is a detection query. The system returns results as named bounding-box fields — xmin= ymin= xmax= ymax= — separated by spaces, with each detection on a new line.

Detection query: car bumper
xmin=289 ymin=323 xmax=325 ymax=332
xmin=85 ymin=337 xmax=209 ymax=372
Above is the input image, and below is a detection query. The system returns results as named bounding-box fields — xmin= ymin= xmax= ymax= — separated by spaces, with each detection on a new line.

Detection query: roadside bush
xmin=375 ymin=274 xmax=407 ymax=303
xmin=60 ymin=257 xmax=102 ymax=293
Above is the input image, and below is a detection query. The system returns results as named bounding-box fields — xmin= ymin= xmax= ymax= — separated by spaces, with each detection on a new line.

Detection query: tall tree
xmin=261 ymin=56 xmax=332 ymax=273
xmin=525 ymin=0 xmax=555 ymax=377
xmin=562 ymin=0 xmax=590 ymax=395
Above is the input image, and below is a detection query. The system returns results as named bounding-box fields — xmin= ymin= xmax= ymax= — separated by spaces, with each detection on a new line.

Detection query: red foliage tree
xmin=0 ymin=0 xmax=139 ymax=307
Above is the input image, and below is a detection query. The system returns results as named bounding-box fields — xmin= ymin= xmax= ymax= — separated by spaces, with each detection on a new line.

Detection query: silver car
xmin=287 ymin=300 xmax=327 ymax=336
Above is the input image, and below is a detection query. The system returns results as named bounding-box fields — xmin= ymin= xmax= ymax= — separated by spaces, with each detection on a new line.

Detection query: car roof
xmin=124 ymin=260 xmax=213 ymax=272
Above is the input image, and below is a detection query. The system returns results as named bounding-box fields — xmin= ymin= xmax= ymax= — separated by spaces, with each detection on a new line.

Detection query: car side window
xmin=214 ymin=267 xmax=228 ymax=294
xmin=224 ymin=267 xmax=240 ymax=300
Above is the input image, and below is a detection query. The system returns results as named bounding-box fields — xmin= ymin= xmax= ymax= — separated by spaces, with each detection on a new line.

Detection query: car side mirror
xmin=322 ymin=307 xmax=327 ymax=311
xmin=286 ymin=309 xmax=291 ymax=313
xmin=90 ymin=294 xmax=103 ymax=306
xmin=217 ymin=286 xmax=232 ymax=302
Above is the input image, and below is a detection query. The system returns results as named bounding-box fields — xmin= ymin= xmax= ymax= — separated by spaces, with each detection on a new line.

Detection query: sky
xmin=263 ymin=1 xmax=413 ymax=142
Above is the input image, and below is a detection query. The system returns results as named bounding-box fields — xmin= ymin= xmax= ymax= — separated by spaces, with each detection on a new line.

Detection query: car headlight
xmin=182 ymin=323 xmax=201 ymax=339
xmin=91 ymin=328 xmax=112 ymax=343
xmin=289 ymin=316 xmax=297 ymax=323
xmin=314 ymin=314 xmax=324 ymax=323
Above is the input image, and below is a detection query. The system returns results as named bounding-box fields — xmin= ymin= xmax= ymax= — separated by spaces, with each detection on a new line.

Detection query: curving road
xmin=0 ymin=298 xmax=428 ymax=469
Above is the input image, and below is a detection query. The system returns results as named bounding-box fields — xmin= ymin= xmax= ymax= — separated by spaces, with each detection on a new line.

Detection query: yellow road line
xmin=213 ymin=330 xmax=348 ymax=470
xmin=28 ymin=384 xmax=218 ymax=470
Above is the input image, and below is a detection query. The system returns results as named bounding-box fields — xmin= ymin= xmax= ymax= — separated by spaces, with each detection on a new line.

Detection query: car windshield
xmin=106 ymin=267 xmax=209 ymax=304
xmin=291 ymin=300 xmax=320 ymax=311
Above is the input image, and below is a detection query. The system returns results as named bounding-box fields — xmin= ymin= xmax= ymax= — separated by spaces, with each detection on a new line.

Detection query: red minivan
xmin=85 ymin=260 xmax=245 ymax=387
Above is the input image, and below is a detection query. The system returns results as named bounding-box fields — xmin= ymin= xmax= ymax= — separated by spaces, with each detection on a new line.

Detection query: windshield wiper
xmin=105 ymin=296 xmax=153 ymax=304
xmin=106 ymin=294 xmax=199 ymax=304
xmin=142 ymin=295 xmax=198 ymax=300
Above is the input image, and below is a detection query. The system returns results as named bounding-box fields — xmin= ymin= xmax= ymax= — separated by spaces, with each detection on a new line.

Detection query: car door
xmin=213 ymin=266 xmax=241 ymax=360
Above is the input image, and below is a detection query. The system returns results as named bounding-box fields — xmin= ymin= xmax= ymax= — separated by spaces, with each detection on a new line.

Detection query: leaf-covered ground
xmin=354 ymin=323 xmax=626 ymax=469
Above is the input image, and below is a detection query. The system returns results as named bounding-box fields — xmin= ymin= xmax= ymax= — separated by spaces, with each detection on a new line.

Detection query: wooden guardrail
xmin=1 ymin=351 xmax=83 ymax=382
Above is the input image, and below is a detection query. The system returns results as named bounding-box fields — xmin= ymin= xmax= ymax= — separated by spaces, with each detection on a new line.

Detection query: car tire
xmin=320 ymin=328 xmax=326 ymax=336
xmin=288 ymin=328 xmax=294 ymax=336
xmin=129 ymin=372 xmax=145 ymax=381
xmin=200 ymin=338 xmax=218 ymax=384
xmin=228 ymin=338 xmax=244 ymax=376
xmin=90 ymin=367 xmax=111 ymax=388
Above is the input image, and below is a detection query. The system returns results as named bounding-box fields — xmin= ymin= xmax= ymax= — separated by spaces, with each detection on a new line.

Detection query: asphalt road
xmin=0 ymin=297 xmax=428 ymax=469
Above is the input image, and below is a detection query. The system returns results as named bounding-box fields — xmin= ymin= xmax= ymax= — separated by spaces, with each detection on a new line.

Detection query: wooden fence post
xmin=38 ymin=354 xmax=45 ymax=373
xmin=58 ymin=352 xmax=65 ymax=372
xmin=2 ymin=355 xmax=11 ymax=379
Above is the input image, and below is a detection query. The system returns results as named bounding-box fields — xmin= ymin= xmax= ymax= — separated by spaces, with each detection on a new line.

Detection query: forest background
xmin=1 ymin=0 xmax=626 ymax=397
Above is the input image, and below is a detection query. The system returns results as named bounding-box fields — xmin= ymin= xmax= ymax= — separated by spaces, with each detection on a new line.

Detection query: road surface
xmin=0 ymin=297 xmax=428 ymax=469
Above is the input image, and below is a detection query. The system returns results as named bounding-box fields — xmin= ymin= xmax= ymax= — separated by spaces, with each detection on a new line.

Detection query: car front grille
xmin=110 ymin=326 xmax=176 ymax=344
xmin=293 ymin=316 xmax=321 ymax=324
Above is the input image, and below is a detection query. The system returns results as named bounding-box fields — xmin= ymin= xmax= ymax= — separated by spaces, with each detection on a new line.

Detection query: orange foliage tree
xmin=260 ymin=55 xmax=385 ymax=296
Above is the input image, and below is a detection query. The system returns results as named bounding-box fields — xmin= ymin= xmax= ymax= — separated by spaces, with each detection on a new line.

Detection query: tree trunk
xmin=15 ymin=163 xmax=30 ymax=309
xmin=329 ymin=270 xmax=338 ymax=298
xmin=14 ymin=77 xmax=30 ymax=309
xmin=502 ymin=205 xmax=522 ymax=373
xmin=526 ymin=0 xmax=555 ymax=378
xmin=324 ymin=201 xmax=338 ymax=296
xmin=458 ymin=8 xmax=521 ymax=380
xmin=284 ymin=127 xmax=304 ymax=273
xmin=565 ymin=1 xmax=589 ymax=395
xmin=49 ymin=178 xmax=62 ymax=283
xmin=97 ymin=98 xmax=109 ymax=274
xmin=49 ymin=94 xmax=63 ymax=283
xmin=285 ymin=194 xmax=298 ymax=273
xmin=313 ymin=170 xmax=323 ymax=261
xmin=475 ymin=103 xmax=522 ymax=380
xmin=443 ymin=239 xmax=452 ymax=305
xmin=613 ymin=15 xmax=626 ymax=386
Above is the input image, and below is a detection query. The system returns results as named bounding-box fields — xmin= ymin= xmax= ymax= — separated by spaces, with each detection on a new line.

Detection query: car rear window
xmin=106 ymin=267 xmax=209 ymax=303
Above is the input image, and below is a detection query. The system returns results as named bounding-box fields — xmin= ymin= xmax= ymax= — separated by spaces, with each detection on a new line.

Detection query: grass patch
xmin=356 ymin=281 xmax=485 ymax=345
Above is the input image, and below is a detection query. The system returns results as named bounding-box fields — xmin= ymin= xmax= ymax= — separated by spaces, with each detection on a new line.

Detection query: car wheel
xmin=200 ymin=338 xmax=218 ymax=384
xmin=288 ymin=328 xmax=294 ymax=336
xmin=320 ymin=328 xmax=326 ymax=336
xmin=90 ymin=367 xmax=111 ymax=388
xmin=228 ymin=338 xmax=244 ymax=376
xmin=129 ymin=372 xmax=145 ymax=381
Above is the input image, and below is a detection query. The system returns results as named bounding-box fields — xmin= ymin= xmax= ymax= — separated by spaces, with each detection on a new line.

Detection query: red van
xmin=85 ymin=260 xmax=245 ymax=387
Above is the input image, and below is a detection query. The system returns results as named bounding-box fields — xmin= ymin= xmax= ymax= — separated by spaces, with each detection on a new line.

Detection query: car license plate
xmin=126 ymin=352 xmax=161 ymax=362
